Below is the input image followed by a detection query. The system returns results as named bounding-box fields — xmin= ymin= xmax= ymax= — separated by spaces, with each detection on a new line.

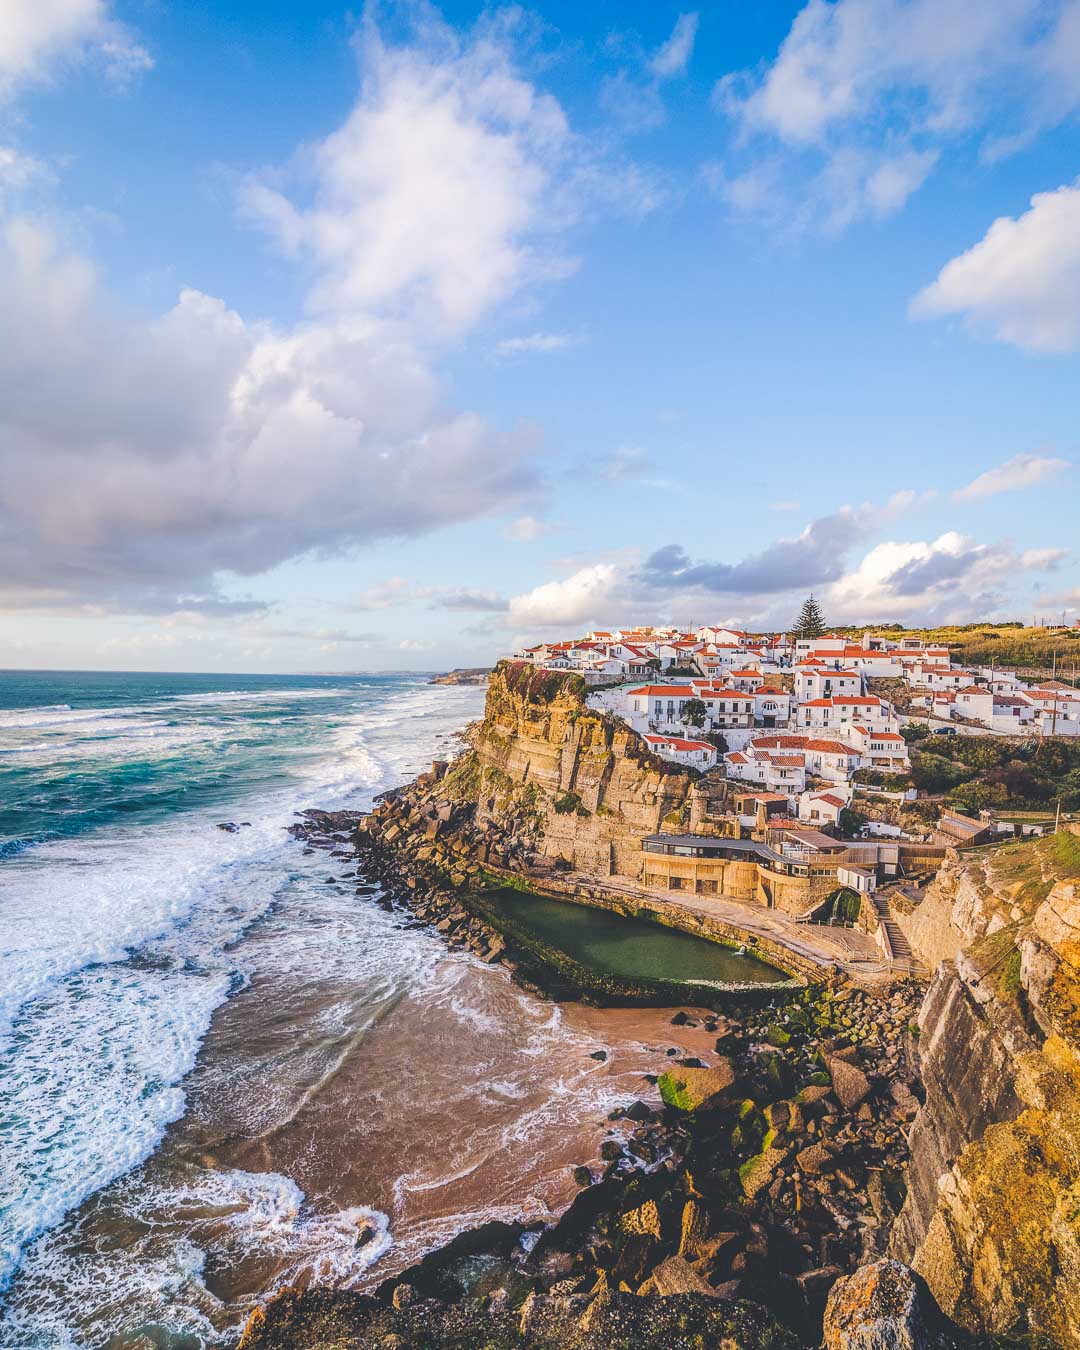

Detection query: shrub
xmin=554 ymin=791 xmax=584 ymax=815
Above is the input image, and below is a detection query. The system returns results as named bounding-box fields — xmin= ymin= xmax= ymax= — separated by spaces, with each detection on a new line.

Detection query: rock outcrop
xmin=453 ymin=662 xmax=699 ymax=879
xmin=892 ymin=872 xmax=1080 ymax=1345
xmin=822 ymin=1259 xmax=971 ymax=1349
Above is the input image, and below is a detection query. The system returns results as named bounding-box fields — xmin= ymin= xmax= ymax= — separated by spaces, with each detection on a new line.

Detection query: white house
xmin=953 ymin=685 xmax=994 ymax=723
xmin=794 ymin=666 xmax=863 ymax=701
xmin=741 ymin=734 xmax=862 ymax=785
xmin=696 ymin=626 xmax=748 ymax=646
xmin=989 ymin=695 xmax=1037 ymax=734
xmin=727 ymin=667 xmax=766 ymax=692
xmin=753 ymin=686 xmax=792 ymax=729
xmin=1024 ymin=684 xmax=1080 ymax=735
xmin=798 ymin=788 xmax=849 ymax=826
xmin=626 ymin=684 xmax=698 ymax=725
xmin=851 ymin=725 xmax=910 ymax=770
xmin=725 ymin=747 xmax=807 ymax=793
xmin=699 ymin=688 xmax=756 ymax=730
xmin=797 ymin=695 xmax=897 ymax=734
xmin=643 ymin=734 xmax=717 ymax=770
xmin=794 ymin=635 xmax=851 ymax=661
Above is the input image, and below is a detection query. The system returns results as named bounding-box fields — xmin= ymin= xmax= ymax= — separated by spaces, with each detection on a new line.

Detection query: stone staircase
xmin=872 ymin=892 xmax=920 ymax=972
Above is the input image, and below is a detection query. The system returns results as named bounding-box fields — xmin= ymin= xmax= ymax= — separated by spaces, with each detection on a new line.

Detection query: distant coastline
xmin=429 ymin=667 xmax=490 ymax=686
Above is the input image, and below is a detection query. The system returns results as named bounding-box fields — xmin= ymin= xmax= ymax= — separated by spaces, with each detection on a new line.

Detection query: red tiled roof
xmin=627 ymin=685 xmax=697 ymax=698
xmin=644 ymin=735 xmax=714 ymax=753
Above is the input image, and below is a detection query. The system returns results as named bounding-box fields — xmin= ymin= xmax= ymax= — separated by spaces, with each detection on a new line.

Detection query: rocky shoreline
xmin=240 ymin=804 xmax=970 ymax=1349
xmin=238 ymin=666 xmax=1080 ymax=1347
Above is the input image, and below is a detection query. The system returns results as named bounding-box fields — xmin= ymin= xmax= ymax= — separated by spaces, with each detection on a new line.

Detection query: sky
xmin=1 ymin=0 xmax=1078 ymax=673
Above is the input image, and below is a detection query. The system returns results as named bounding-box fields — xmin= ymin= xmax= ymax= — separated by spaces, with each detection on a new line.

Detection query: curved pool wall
xmin=473 ymin=884 xmax=803 ymax=1008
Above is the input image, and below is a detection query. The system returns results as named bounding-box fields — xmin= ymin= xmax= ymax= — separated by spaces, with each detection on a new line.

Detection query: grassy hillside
xmin=846 ymin=624 xmax=1080 ymax=675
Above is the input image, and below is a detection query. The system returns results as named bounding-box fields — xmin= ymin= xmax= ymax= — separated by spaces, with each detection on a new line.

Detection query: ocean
xmin=0 ymin=671 xmax=688 ymax=1347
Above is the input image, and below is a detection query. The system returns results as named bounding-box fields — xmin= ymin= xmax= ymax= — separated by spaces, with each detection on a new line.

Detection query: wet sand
xmin=191 ymin=952 xmax=724 ymax=1301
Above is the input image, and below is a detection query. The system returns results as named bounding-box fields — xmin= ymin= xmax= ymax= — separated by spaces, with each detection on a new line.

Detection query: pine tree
xmin=793 ymin=594 xmax=826 ymax=639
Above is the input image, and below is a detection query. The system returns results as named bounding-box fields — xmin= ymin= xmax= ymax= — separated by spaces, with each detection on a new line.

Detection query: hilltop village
xmin=517 ymin=620 xmax=1078 ymax=824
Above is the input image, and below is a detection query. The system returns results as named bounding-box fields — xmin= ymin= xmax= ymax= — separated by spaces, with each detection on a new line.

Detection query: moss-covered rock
xmin=657 ymin=1060 xmax=734 ymax=1112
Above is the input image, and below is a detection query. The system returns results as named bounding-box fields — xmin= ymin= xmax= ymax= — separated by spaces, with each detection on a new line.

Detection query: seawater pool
xmin=480 ymin=888 xmax=789 ymax=988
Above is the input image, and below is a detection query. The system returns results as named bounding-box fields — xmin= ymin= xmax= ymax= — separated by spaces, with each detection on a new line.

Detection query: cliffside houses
xmin=513 ymin=624 xmax=1080 ymax=780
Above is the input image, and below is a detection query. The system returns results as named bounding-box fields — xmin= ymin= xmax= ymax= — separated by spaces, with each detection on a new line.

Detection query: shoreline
xmin=246 ymin=803 xmax=927 ymax=1348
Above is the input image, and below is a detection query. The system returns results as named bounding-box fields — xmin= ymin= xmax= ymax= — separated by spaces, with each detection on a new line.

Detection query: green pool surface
xmin=482 ymin=887 xmax=788 ymax=987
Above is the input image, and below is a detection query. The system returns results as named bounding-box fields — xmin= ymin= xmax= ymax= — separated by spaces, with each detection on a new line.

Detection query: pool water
xmin=482 ymin=889 xmax=789 ymax=987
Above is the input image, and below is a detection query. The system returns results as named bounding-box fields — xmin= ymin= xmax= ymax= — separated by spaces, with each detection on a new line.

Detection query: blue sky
xmin=1 ymin=0 xmax=1078 ymax=671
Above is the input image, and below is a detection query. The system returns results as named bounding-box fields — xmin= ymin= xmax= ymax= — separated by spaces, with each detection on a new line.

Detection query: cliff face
xmin=436 ymin=663 xmax=698 ymax=880
xmin=891 ymin=842 xmax=1080 ymax=1345
xmin=897 ymin=831 xmax=1080 ymax=971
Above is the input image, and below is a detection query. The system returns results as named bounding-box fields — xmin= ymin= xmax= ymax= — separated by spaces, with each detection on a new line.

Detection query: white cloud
xmin=241 ymin=13 xmax=577 ymax=334
xmin=493 ymin=330 xmax=575 ymax=358
xmin=507 ymin=563 xmax=617 ymax=627
xmin=350 ymin=578 xmax=436 ymax=610
xmin=0 ymin=0 xmax=151 ymax=99
xmin=954 ymin=451 xmax=1069 ymax=499
xmin=824 ymin=529 xmax=1061 ymax=622
xmin=649 ymin=13 xmax=700 ymax=80
xmin=502 ymin=515 xmax=560 ymax=542
xmin=715 ymin=0 xmax=1080 ymax=231
xmin=0 ymin=218 xmax=538 ymax=614
xmin=0 ymin=146 xmax=47 ymax=192
xmin=912 ymin=180 xmax=1080 ymax=350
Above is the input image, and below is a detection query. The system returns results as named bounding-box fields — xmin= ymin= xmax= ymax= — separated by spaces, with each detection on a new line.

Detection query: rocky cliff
xmin=890 ymin=831 xmax=1080 ymax=1344
xmin=432 ymin=662 xmax=702 ymax=880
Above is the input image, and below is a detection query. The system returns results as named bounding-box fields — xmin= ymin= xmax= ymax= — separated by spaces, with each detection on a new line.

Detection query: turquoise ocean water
xmin=0 ymin=670 xmax=486 ymax=1345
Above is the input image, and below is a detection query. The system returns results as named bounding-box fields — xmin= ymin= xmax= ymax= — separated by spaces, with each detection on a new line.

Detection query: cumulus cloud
xmin=507 ymin=563 xmax=618 ymax=627
xmin=714 ymin=0 xmax=1080 ymax=232
xmin=637 ymin=506 xmax=867 ymax=596
xmin=2 ymin=10 xmax=675 ymax=616
xmin=0 ymin=0 xmax=151 ymax=99
xmin=240 ymin=11 xmax=581 ymax=334
xmin=912 ymin=180 xmax=1080 ymax=350
xmin=954 ymin=451 xmax=1070 ymax=499
xmin=825 ymin=530 xmax=1060 ymax=622
xmin=0 ymin=219 xmax=538 ymax=614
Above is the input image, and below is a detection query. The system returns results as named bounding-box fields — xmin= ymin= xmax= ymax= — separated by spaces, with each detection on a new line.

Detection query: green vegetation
xmin=792 ymin=594 xmax=826 ymax=640
xmin=838 ymin=806 xmax=866 ymax=834
xmin=983 ymin=833 xmax=1080 ymax=910
xmin=682 ymin=697 xmax=707 ymax=728
xmin=439 ymin=751 xmax=482 ymax=802
xmin=553 ymin=790 xmax=588 ymax=816
xmin=908 ymin=734 xmax=1080 ymax=812
xmin=1002 ymin=949 xmax=1022 ymax=997
xmin=818 ymin=887 xmax=862 ymax=924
